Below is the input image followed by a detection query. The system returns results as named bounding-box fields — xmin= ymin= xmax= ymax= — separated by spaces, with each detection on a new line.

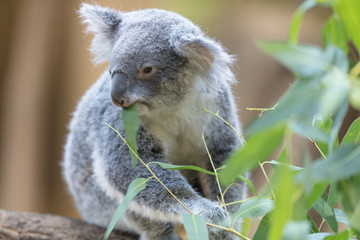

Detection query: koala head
xmin=79 ymin=4 xmax=234 ymax=111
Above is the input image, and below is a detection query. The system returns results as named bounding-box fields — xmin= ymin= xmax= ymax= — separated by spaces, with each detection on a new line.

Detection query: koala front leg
xmin=98 ymin=125 xmax=229 ymax=239
xmin=199 ymin=130 xmax=248 ymax=238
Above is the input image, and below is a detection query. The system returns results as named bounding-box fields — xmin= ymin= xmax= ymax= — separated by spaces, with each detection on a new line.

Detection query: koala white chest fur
xmin=63 ymin=3 xmax=246 ymax=240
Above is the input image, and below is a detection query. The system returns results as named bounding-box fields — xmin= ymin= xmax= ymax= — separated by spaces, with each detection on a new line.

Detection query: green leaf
xmin=334 ymin=208 xmax=349 ymax=226
xmin=269 ymin=160 xmax=304 ymax=172
xmin=310 ymin=145 xmax=360 ymax=182
xmin=151 ymin=162 xmax=215 ymax=175
xmin=308 ymin=216 xmax=320 ymax=233
xmin=241 ymin=217 xmax=251 ymax=238
xmin=306 ymin=233 xmax=332 ymax=240
xmin=233 ymin=198 xmax=275 ymax=220
xmin=268 ymin=165 xmax=295 ymax=240
xmin=289 ymin=121 xmax=329 ymax=142
xmin=238 ymin=175 xmax=258 ymax=197
xmin=288 ymin=0 xmax=317 ymax=44
xmin=305 ymin=182 xmax=328 ymax=209
xmin=246 ymin=81 xmax=319 ymax=135
xmin=313 ymin=197 xmax=338 ymax=232
xmin=337 ymin=175 xmax=360 ymax=230
xmin=324 ymin=230 xmax=352 ymax=240
xmin=258 ymin=42 xmax=326 ymax=79
xmin=322 ymin=16 xmax=349 ymax=53
xmin=313 ymin=115 xmax=334 ymax=156
xmin=327 ymin=183 xmax=339 ymax=208
xmin=104 ymin=178 xmax=148 ymax=240
xmin=328 ymin=100 xmax=348 ymax=154
xmin=220 ymin=124 xmax=285 ymax=185
xmin=182 ymin=214 xmax=209 ymax=240
xmin=122 ymin=103 xmax=140 ymax=168
xmin=282 ymin=221 xmax=310 ymax=240
xmin=341 ymin=117 xmax=360 ymax=145
xmin=252 ymin=212 xmax=272 ymax=240
xmin=333 ymin=0 xmax=360 ymax=53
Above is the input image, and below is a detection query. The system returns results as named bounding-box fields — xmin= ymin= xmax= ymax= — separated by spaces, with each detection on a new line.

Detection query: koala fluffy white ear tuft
xmin=172 ymin=36 xmax=219 ymax=71
xmin=79 ymin=3 xmax=122 ymax=64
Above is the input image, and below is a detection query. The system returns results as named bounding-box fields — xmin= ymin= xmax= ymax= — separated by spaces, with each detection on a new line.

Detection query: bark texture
xmin=0 ymin=209 xmax=138 ymax=240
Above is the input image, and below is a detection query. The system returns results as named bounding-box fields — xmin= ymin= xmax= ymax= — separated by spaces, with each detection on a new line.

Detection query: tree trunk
xmin=0 ymin=209 xmax=138 ymax=240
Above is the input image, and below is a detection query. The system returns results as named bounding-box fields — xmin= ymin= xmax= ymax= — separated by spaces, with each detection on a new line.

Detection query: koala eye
xmin=142 ymin=67 xmax=153 ymax=74
xmin=138 ymin=65 xmax=156 ymax=79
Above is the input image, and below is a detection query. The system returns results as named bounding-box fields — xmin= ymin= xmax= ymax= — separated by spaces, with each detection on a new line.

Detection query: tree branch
xmin=0 ymin=209 xmax=138 ymax=240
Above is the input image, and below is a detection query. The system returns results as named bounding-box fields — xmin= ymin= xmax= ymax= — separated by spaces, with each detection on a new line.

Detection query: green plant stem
xmin=202 ymin=133 xmax=231 ymax=228
xmin=246 ymin=103 xmax=279 ymax=118
xmin=106 ymin=124 xmax=193 ymax=214
xmin=224 ymin=196 xmax=260 ymax=207
xmin=206 ymin=223 xmax=250 ymax=240
xmin=203 ymin=108 xmax=247 ymax=144
xmin=259 ymin=161 xmax=276 ymax=201
xmin=318 ymin=219 xmax=326 ymax=231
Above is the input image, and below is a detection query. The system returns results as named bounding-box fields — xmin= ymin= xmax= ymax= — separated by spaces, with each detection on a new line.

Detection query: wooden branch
xmin=0 ymin=209 xmax=138 ymax=240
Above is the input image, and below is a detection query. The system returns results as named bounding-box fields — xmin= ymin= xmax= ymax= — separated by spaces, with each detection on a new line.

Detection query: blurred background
xmin=1 ymin=0 xmax=355 ymax=226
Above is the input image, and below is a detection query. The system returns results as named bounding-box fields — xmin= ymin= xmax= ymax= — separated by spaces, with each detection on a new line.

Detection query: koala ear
xmin=79 ymin=3 xmax=122 ymax=64
xmin=172 ymin=36 xmax=218 ymax=71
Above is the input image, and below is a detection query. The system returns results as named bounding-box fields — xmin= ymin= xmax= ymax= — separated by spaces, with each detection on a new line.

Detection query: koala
xmin=63 ymin=3 xmax=247 ymax=240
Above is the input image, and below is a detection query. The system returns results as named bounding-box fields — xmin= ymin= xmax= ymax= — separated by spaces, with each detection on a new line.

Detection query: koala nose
xmin=111 ymin=73 xmax=134 ymax=108
xmin=111 ymin=95 xmax=132 ymax=108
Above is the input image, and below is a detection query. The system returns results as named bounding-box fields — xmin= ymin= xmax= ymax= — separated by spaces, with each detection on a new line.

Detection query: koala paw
xmin=191 ymin=200 xmax=236 ymax=240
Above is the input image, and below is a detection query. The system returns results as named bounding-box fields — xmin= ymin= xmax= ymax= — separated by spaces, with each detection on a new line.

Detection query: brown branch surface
xmin=0 ymin=209 xmax=138 ymax=240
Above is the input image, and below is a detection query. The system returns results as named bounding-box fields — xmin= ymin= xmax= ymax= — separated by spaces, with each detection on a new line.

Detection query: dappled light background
xmin=2 ymin=0 xmax=354 ymax=228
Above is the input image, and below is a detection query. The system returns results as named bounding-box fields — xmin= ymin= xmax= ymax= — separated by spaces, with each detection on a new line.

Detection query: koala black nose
xmin=111 ymin=73 xmax=134 ymax=108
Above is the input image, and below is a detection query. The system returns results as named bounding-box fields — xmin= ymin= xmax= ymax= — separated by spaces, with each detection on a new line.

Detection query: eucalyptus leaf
xmin=333 ymin=0 xmax=360 ymax=53
xmin=324 ymin=230 xmax=352 ymax=240
xmin=282 ymin=221 xmax=310 ymax=240
xmin=306 ymin=233 xmax=332 ymax=240
xmin=233 ymin=198 xmax=274 ymax=220
xmin=252 ymin=212 xmax=272 ymax=240
xmin=327 ymin=183 xmax=339 ymax=208
xmin=152 ymin=162 xmax=215 ymax=175
xmin=269 ymin=160 xmax=304 ymax=172
xmin=313 ymin=197 xmax=338 ymax=232
xmin=246 ymin=80 xmax=319 ymax=135
xmin=322 ymin=16 xmax=348 ymax=53
xmin=311 ymin=145 xmax=360 ymax=182
xmin=182 ymin=214 xmax=209 ymax=240
xmin=337 ymin=175 xmax=360 ymax=231
xmin=220 ymin=124 xmax=285 ymax=185
xmin=241 ymin=217 xmax=251 ymax=238
xmin=334 ymin=208 xmax=349 ymax=226
xmin=258 ymin=42 xmax=326 ymax=79
xmin=268 ymin=165 xmax=295 ymax=240
xmin=238 ymin=175 xmax=258 ymax=197
xmin=341 ymin=117 xmax=360 ymax=145
xmin=122 ymin=103 xmax=140 ymax=168
xmin=104 ymin=178 xmax=148 ymax=240
xmin=288 ymin=0 xmax=317 ymax=44
xmin=289 ymin=121 xmax=329 ymax=142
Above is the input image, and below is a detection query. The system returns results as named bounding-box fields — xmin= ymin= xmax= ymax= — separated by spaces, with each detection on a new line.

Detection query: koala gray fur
xmin=63 ymin=3 xmax=247 ymax=240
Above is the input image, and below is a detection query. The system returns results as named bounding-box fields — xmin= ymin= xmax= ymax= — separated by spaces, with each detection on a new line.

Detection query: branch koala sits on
xmin=63 ymin=3 xmax=247 ymax=240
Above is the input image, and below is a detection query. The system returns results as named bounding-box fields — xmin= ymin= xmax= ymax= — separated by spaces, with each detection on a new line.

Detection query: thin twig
xmin=203 ymin=108 xmax=247 ymax=144
xmin=202 ymin=133 xmax=231 ymax=228
xmin=206 ymin=223 xmax=251 ymax=240
xmin=258 ymin=161 xmax=276 ymax=201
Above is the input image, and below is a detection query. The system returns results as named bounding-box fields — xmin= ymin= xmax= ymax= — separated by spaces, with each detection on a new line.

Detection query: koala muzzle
xmin=111 ymin=73 xmax=134 ymax=108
